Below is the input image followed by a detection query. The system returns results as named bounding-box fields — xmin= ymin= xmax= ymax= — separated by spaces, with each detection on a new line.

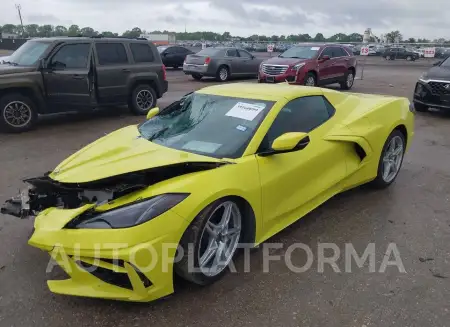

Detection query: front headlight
xmin=419 ymin=72 xmax=428 ymax=81
xmin=67 ymin=193 xmax=189 ymax=229
xmin=292 ymin=63 xmax=305 ymax=71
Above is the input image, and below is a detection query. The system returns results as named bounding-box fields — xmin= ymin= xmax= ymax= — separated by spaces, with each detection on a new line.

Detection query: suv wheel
xmin=216 ymin=66 xmax=229 ymax=82
xmin=340 ymin=69 xmax=355 ymax=90
xmin=0 ymin=93 xmax=38 ymax=133
xmin=304 ymin=73 xmax=316 ymax=86
xmin=129 ymin=85 xmax=157 ymax=115
xmin=406 ymin=56 xmax=412 ymax=61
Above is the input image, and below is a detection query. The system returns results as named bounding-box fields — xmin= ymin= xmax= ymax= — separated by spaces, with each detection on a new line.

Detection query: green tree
xmin=54 ymin=25 xmax=68 ymax=36
xmin=222 ymin=31 xmax=231 ymax=40
xmin=385 ymin=30 xmax=402 ymax=43
xmin=101 ymin=31 xmax=118 ymax=37
xmin=80 ymin=27 xmax=97 ymax=37
xmin=25 ymin=24 xmax=39 ymax=37
xmin=1 ymin=24 xmax=18 ymax=34
xmin=313 ymin=33 xmax=326 ymax=42
xmin=122 ymin=27 xmax=142 ymax=38
xmin=348 ymin=33 xmax=363 ymax=42
xmin=67 ymin=25 xmax=80 ymax=36
xmin=38 ymin=25 xmax=54 ymax=37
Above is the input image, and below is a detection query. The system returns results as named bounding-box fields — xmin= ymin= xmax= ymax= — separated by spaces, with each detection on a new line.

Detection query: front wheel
xmin=304 ymin=72 xmax=316 ymax=86
xmin=175 ymin=199 xmax=242 ymax=285
xmin=129 ymin=85 xmax=157 ymax=115
xmin=216 ymin=66 xmax=230 ymax=82
xmin=0 ymin=93 xmax=38 ymax=133
xmin=370 ymin=130 xmax=406 ymax=189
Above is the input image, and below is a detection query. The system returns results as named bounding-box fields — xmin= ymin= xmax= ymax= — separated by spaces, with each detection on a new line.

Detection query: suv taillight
xmin=162 ymin=64 xmax=167 ymax=80
xmin=204 ymin=57 xmax=211 ymax=65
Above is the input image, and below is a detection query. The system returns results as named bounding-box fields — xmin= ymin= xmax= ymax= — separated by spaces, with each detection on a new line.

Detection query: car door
xmin=332 ymin=46 xmax=350 ymax=79
xmin=175 ymin=47 xmax=191 ymax=66
xmin=94 ymin=42 xmax=131 ymax=105
xmin=161 ymin=47 xmax=177 ymax=67
xmin=317 ymin=47 xmax=337 ymax=82
xmin=237 ymin=49 xmax=260 ymax=75
xmin=224 ymin=49 xmax=241 ymax=75
xmin=397 ymin=48 xmax=406 ymax=59
xmin=256 ymin=96 xmax=348 ymax=236
xmin=43 ymin=42 xmax=94 ymax=111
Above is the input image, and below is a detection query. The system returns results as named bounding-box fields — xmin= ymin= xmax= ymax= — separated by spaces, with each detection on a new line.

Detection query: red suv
xmin=258 ymin=44 xmax=357 ymax=90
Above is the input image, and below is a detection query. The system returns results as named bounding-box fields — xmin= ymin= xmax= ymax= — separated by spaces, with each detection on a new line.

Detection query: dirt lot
xmin=0 ymin=63 xmax=450 ymax=327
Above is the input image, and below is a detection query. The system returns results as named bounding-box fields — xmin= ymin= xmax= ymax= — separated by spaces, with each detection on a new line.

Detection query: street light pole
xmin=15 ymin=4 xmax=25 ymax=37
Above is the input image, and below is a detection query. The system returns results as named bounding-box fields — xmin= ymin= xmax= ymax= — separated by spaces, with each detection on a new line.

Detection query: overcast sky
xmin=1 ymin=0 xmax=449 ymax=39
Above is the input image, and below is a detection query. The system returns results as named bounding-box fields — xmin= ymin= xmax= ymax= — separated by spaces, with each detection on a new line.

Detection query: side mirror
xmin=146 ymin=107 xmax=160 ymax=120
xmin=319 ymin=55 xmax=330 ymax=61
xmin=259 ymin=132 xmax=310 ymax=157
xmin=433 ymin=61 xmax=441 ymax=66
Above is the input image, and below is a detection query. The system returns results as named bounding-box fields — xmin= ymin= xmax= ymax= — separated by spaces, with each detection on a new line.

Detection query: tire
xmin=216 ymin=66 xmax=230 ymax=82
xmin=340 ymin=69 xmax=355 ymax=90
xmin=129 ymin=84 xmax=157 ymax=115
xmin=370 ymin=130 xmax=406 ymax=189
xmin=406 ymin=56 xmax=412 ymax=61
xmin=386 ymin=55 xmax=391 ymax=60
xmin=192 ymin=74 xmax=203 ymax=81
xmin=413 ymin=102 xmax=428 ymax=112
xmin=0 ymin=93 xmax=38 ymax=133
xmin=304 ymin=72 xmax=316 ymax=86
xmin=174 ymin=199 xmax=243 ymax=286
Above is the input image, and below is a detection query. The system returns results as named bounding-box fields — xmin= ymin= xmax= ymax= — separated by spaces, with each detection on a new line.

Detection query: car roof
xmin=196 ymin=83 xmax=323 ymax=101
xmin=30 ymin=37 xmax=151 ymax=43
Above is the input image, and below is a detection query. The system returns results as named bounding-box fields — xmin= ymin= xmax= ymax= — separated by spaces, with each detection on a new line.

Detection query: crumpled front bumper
xmin=28 ymin=206 xmax=190 ymax=302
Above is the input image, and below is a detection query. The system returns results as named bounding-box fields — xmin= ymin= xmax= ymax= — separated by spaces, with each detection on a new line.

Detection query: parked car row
xmin=182 ymin=44 xmax=357 ymax=90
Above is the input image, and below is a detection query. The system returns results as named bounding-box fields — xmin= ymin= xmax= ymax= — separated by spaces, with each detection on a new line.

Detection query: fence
xmin=0 ymin=38 xmax=27 ymax=51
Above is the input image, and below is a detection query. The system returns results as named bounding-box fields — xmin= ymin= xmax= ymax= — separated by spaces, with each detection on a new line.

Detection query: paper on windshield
xmin=311 ymin=47 xmax=320 ymax=50
xmin=182 ymin=140 xmax=222 ymax=154
xmin=225 ymin=102 xmax=266 ymax=121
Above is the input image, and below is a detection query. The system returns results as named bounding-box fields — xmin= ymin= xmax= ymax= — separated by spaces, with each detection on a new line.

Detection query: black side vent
xmin=354 ymin=144 xmax=367 ymax=161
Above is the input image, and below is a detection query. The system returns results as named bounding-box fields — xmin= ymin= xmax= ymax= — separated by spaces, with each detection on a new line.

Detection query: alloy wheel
xmin=219 ymin=68 xmax=228 ymax=81
xmin=381 ymin=135 xmax=404 ymax=183
xmin=3 ymin=101 xmax=32 ymax=128
xmin=198 ymin=201 xmax=242 ymax=277
xmin=305 ymin=76 xmax=315 ymax=86
xmin=347 ymin=73 xmax=354 ymax=88
xmin=136 ymin=90 xmax=154 ymax=111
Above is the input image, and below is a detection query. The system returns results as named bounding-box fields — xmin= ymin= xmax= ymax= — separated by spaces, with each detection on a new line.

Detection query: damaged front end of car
xmin=1 ymin=161 xmax=227 ymax=219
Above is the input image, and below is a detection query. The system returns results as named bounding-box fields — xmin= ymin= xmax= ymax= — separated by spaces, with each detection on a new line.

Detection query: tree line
xmin=0 ymin=23 xmax=446 ymax=44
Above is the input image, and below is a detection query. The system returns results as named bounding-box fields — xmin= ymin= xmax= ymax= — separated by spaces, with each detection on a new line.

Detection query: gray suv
xmin=0 ymin=36 xmax=168 ymax=133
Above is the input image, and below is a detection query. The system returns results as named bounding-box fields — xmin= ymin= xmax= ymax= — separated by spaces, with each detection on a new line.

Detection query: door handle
xmin=122 ymin=69 xmax=131 ymax=73
xmin=72 ymin=75 xmax=85 ymax=79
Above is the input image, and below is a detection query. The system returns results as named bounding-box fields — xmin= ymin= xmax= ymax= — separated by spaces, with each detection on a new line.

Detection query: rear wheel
xmin=406 ymin=56 xmax=412 ymax=61
xmin=340 ymin=69 xmax=355 ymax=90
xmin=370 ymin=130 xmax=406 ymax=189
xmin=304 ymin=72 xmax=316 ymax=86
xmin=385 ymin=55 xmax=391 ymax=60
xmin=192 ymin=74 xmax=203 ymax=81
xmin=0 ymin=93 xmax=38 ymax=133
xmin=175 ymin=199 xmax=242 ymax=285
xmin=216 ymin=66 xmax=230 ymax=82
xmin=129 ymin=84 xmax=157 ymax=115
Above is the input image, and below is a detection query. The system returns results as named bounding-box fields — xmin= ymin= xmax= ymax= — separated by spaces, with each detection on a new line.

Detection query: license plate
xmin=266 ymin=76 xmax=275 ymax=83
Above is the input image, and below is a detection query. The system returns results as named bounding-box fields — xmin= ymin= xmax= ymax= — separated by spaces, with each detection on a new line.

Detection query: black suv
xmin=382 ymin=47 xmax=419 ymax=61
xmin=413 ymin=56 xmax=450 ymax=112
xmin=0 ymin=36 xmax=168 ymax=132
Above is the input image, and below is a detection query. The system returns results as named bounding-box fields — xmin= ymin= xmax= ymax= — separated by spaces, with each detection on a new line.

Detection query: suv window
xmin=398 ymin=48 xmax=406 ymax=53
xmin=334 ymin=47 xmax=347 ymax=57
xmin=226 ymin=49 xmax=238 ymax=57
xmin=50 ymin=43 xmax=90 ymax=69
xmin=259 ymin=96 xmax=335 ymax=152
xmin=95 ymin=43 xmax=128 ymax=65
xmin=321 ymin=47 xmax=333 ymax=57
xmin=238 ymin=50 xmax=252 ymax=59
xmin=130 ymin=43 xmax=154 ymax=63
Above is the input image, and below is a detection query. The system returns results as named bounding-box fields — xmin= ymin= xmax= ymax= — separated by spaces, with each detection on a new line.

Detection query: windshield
xmin=7 ymin=41 xmax=50 ymax=66
xmin=441 ymin=57 xmax=450 ymax=67
xmin=279 ymin=46 xmax=320 ymax=59
xmin=138 ymin=93 xmax=275 ymax=158
xmin=157 ymin=46 xmax=168 ymax=53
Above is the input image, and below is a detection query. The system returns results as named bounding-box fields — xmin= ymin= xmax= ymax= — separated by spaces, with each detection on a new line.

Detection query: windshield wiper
xmin=147 ymin=127 xmax=169 ymax=141
xmin=3 ymin=61 xmax=18 ymax=66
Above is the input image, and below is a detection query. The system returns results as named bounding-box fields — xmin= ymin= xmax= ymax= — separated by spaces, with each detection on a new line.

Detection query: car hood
xmin=0 ymin=64 xmax=36 ymax=75
xmin=49 ymin=125 xmax=223 ymax=183
xmin=424 ymin=66 xmax=450 ymax=80
xmin=263 ymin=57 xmax=309 ymax=66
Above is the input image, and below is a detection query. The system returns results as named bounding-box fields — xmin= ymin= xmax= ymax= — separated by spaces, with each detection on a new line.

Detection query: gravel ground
xmin=0 ymin=63 xmax=449 ymax=327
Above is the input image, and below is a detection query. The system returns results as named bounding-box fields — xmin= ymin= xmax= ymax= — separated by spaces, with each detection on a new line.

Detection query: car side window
xmin=238 ymin=50 xmax=252 ymax=59
xmin=259 ymin=96 xmax=335 ymax=152
xmin=334 ymin=47 xmax=347 ymax=57
xmin=50 ymin=43 xmax=90 ymax=69
xmin=398 ymin=48 xmax=406 ymax=53
xmin=130 ymin=43 xmax=154 ymax=63
xmin=95 ymin=43 xmax=128 ymax=65
xmin=226 ymin=49 xmax=238 ymax=57
xmin=321 ymin=47 xmax=333 ymax=58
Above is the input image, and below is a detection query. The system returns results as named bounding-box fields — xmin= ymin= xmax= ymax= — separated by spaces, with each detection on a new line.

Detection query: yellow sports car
xmin=2 ymin=83 xmax=414 ymax=302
